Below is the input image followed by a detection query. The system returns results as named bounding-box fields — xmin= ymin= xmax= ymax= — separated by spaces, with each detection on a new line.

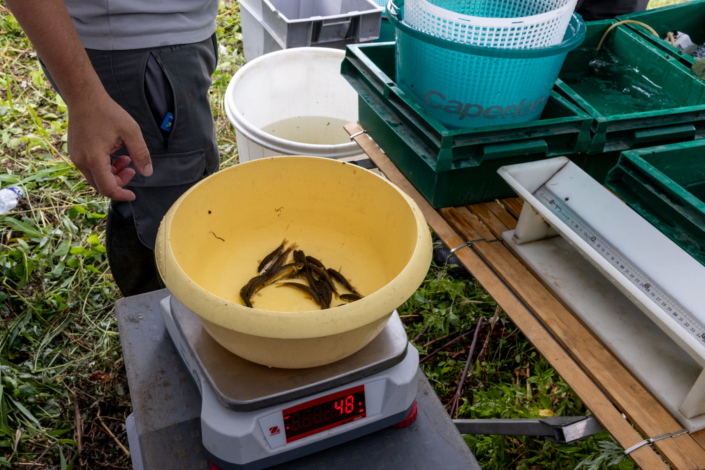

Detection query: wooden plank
xmin=479 ymin=196 xmax=705 ymax=463
xmin=468 ymin=202 xmax=516 ymax=239
xmin=439 ymin=207 xmax=495 ymax=242
xmin=344 ymin=122 xmax=669 ymax=470
xmin=486 ymin=201 xmax=518 ymax=231
xmin=499 ymin=197 xmax=523 ymax=219
xmin=446 ymin=193 xmax=705 ymax=468
xmin=691 ymin=430 xmax=705 ymax=452
xmin=471 ymin=205 xmax=629 ymax=348
xmin=469 ymin=239 xmax=705 ymax=470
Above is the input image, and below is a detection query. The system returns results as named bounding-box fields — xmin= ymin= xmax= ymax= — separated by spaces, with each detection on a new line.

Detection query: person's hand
xmin=67 ymin=89 xmax=152 ymax=201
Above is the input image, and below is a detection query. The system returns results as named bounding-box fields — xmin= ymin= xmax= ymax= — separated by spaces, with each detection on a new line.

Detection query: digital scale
xmin=498 ymin=157 xmax=705 ymax=432
xmin=158 ymin=295 xmax=419 ymax=470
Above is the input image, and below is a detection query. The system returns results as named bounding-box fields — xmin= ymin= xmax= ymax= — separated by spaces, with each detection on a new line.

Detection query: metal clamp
xmin=349 ymin=130 xmax=367 ymax=140
xmin=453 ymin=416 xmax=604 ymax=445
xmin=450 ymin=239 xmax=485 ymax=253
xmin=623 ymin=429 xmax=689 ymax=456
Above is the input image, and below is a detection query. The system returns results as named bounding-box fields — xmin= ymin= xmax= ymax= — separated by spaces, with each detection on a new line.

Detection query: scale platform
xmin=164 ymin=295 xmax=410 ymax=411
xmin=160 ymin=295 xmax=418 ymax=469
xmin=498 ymin=157 xmax=705 ymax=432
xmin=117 ymin=290 xmax=480 ymax=470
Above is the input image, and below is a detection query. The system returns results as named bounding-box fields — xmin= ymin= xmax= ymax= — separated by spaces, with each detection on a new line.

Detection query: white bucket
xmin=225 ymin=48 xmax=361 ymax=162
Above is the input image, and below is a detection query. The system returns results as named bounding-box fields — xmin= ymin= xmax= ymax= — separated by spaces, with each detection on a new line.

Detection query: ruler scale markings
xmin=533 ymin=185 xmax=705 ymax=345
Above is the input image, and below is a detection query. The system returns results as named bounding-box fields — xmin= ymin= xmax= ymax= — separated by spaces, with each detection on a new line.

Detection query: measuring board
xmin=533 ymin=185 xmax=705 ymax=346
xmin=498 ymin=157 xmax=705 ymax=431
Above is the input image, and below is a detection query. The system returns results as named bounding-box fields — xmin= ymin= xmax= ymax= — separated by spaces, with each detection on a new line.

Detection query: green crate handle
xmin=632 ymin=124 xmax=696 ymax=147
xmin=480 ymin=139 xmax=549 ymax=161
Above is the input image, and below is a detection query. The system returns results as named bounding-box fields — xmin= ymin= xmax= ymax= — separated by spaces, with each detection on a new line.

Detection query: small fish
xmin=327 ymin=268 xmax=361 ymax=296
xmin=296 ymin=250 xmax=325 ymax=298
xmin=301 ymin=269 xmax=321 ymax=293
xmin=293 ymin=250 xmax=306 ymax=265
xmin=276 ymin=282 xmax=321 ymax=305
xmin=241 ymin=274 xmax=268 ymax=298
xmin=265 ymin=242 xmax=298 ymax=275
xmin=309 ymin=264 xmax=339 ymax=297
xmin=260 ymin=263 xmax=304 ymax=290
xmin=240 ymin=274 xmax=271 ymax=307
xmin=340 ymin=293 xmax=362 ymax=303
xmin=314 ymin=269 xmax=339 ymax=298
xmin=285 ymin=271 xmax=307 ymax=280
xmin=309 ymin=264 xmax=332 ymax=283
xmin=239 ymin=283 xmax=251 ymax=305
xmin=258 ymin=239 xmax=287 ymax=274
xmin=305 ymin=256 xmax=325 ymax=269
xmin=244 ymin=263 xmax=304 ymax=305
xmin=278 ymin=262 xmax=302 ymax=271
xmin=315 ymin=279 xmax=332 ymax=309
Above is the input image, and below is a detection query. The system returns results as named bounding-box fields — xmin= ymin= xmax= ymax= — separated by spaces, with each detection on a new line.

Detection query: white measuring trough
xmin=497 ymin=157 xmax=705 ymax=431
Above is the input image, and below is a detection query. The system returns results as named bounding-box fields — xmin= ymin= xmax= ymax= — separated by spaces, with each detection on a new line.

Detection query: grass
xmin=401 ymin=264 xmax=635 ymax=470
xmin=0 ymin=0 xmax=692 ymax=467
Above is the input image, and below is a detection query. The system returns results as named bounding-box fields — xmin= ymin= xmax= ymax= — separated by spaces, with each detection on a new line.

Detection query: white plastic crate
xmin=240 ymin=0 xmax=283 ymax=62
xmin=240 ymin=0 xmax=383 ymax=61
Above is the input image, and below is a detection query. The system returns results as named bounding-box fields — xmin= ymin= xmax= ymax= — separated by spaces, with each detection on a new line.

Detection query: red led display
xmin=282 ymin=385 xmax=366 ymax=443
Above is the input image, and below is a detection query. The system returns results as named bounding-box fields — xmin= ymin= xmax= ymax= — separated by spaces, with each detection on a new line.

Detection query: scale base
xmin=209 ymin=401 xmax=416 ymax=470
xmin=160 ymin=296 xmax=420 ymax=469
xmin=505 ymin=230 xmax=705 ymax=432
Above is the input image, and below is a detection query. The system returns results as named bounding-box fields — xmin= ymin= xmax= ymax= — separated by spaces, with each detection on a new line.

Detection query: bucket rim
xmin=155 ymin=155 xmax=434 ymax=340
xmin=386 ymin=0 xmax=586 ymax=58
xmin=408 ymin=0 xmax=577 ymax=29
xmin=224 ymin=48 xmax=362 ymax=157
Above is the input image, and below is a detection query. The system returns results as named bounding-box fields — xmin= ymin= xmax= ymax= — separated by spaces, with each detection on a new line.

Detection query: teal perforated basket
xmin=387 ymin=1 xmax=585 ymax=129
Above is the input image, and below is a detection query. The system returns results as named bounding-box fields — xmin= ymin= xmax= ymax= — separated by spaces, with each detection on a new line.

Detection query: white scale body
xmin=498 ymin=157 xmax=705 ymax=432
xmin=159 ymin=296 xmax=418 ymax=469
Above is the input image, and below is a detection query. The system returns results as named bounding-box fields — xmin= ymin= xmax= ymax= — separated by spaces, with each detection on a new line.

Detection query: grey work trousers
xmin=42 ymin=35 xmax=220 ymax=296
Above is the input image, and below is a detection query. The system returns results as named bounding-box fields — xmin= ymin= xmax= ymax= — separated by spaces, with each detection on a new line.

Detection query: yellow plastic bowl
xmin=155 ymin=156 xmax=432 ymax=368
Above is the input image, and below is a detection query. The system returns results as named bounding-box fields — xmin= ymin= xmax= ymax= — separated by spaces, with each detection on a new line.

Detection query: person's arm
xmin=6 ymin=0 xmax=152 ymax=201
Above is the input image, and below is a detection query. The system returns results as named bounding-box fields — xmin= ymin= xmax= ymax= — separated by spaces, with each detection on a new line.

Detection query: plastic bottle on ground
xmin=0 ymin=187 xmax=24 ymax=214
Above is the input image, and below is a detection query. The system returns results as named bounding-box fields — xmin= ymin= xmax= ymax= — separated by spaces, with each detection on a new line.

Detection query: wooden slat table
xmin=345 ymin=122 xmax=705 ymax=470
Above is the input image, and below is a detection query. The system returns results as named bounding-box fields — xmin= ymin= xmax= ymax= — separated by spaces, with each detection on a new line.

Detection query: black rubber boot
xmin=433 ymin=236 xmax=472 ymax=278
xmin=106 ymin=204 xmax=162 ymax=297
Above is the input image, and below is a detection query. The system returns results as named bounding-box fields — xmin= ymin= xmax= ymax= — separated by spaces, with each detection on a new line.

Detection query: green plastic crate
xmin=581 ymin=150 xmax=621 ymax=185
xmin=606 ymin=140 xmax=705 ymax=266
xmin=617 ymin=0 xmax=705 ymax=68
xmin=340 ymin=43 xmax=593 ymax=208
xmin=556 ymin=20 xmax=705 ymax=154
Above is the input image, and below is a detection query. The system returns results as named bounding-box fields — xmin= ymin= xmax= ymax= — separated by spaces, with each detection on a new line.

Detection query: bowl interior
xmin=169 ymin=157 xmax=420 ymax=312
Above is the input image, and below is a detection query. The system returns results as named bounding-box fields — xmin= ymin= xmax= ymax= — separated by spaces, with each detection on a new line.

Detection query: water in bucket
xmin=560 ymin=48 xmax=679 ymax=116
xmin=261 ymin=117 xmax=351 ymax=145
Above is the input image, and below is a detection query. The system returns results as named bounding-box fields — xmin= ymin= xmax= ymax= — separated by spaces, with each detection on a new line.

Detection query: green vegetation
xmin=401 ymin=262 xmax=634 ymax=470
xmin=0 ymin=0 xmax=690 ymax=467
xmin=0 ymin=3 xmax=244 ymax=467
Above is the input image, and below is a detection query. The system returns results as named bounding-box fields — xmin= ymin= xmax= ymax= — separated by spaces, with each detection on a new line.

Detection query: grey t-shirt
xmin=64 ymin=0 xmax=219 ymax=50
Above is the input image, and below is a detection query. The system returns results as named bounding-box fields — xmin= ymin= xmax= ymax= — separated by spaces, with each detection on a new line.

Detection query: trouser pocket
xmin=144 ymin=53 xmax=176 ymax=146
xmin=126 ymin=149 xmax=208 ymax=249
